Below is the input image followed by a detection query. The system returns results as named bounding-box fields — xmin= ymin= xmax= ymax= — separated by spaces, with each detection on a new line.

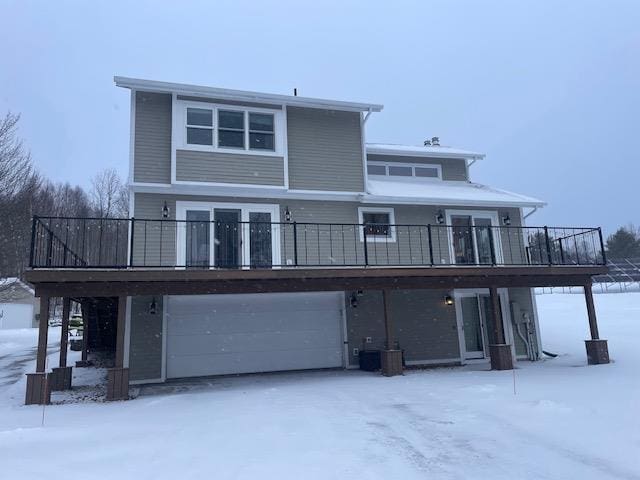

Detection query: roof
xmin=0 ymin=278 xmax=34 ymax=303
xmin=367 ymin=143 xmax=484 ymax=160
xmin=365 ymin=179 xmax=545 ymax=208
xmin=114 ymin=76 xmax=384 ymax=113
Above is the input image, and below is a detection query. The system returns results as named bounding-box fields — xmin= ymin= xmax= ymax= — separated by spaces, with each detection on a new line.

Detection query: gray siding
xmin=367 ymin=154 xmax=468 ymax=181
xmin=345 ymin=289 xmax=460 ymax=366
xmin=507 ymin=287 xmax=538 ymax=357
xmin=129 ymin=296 xmax=163 ymax=381
xmin=175 ymin=150 xmax=285 ymax=186
xmin=287 ymin=107 xmax=365 ymax=192
xmin=134 ymin=91 xmax=172 ymax=184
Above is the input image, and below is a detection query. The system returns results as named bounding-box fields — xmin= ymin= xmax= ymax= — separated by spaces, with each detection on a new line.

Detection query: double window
xmin=185 ymin=105 xmax=276 ymax=152
xmin=367 ymin=162 xmax=442 ymax=180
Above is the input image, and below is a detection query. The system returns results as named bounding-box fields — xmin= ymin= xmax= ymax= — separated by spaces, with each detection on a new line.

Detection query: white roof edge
xmin=114 ymin=76 xmax=384 ymax=113
xmin=362 ymin=194 xmax=545 ymax=208
xmin=366 ymin=144 xmax=485 ymax=160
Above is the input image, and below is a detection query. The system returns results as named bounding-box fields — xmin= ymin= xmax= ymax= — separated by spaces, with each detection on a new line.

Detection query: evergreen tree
xmin=606 ymin=226 xmax=640 ymax=260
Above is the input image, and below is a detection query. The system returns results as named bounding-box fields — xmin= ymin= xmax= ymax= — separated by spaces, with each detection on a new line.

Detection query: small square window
xmin=362 ymin=212 xmax=391 ymax=237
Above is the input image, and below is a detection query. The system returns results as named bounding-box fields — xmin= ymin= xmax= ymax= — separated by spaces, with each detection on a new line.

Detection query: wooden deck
xmin=24 ymin=265 xmax=608 ymax=297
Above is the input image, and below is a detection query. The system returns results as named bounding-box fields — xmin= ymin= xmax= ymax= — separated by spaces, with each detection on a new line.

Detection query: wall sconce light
xmin=444 ymin=295 xmax=454 ymax=306
xmin=356 ymin=289 xmax=364 ymax=297
xmin=436 ymin=210 xmax=445 ymax=224
xmin=162 ymin=201 xmax=170 ymax=219
xmin=502 ymin=213 xmax=511 ymax=226
xmin=350 ymin=293 xmax=359 ymax=308
xmin=284 ymin=206 xmax=292 ymax=222
xmin=149 ymin=297 xmax=158 ymax=315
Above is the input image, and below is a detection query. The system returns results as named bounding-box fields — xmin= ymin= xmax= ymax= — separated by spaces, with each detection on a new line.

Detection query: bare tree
xmin=89 ymin=168 xmax=128 ymax=218
xmin=0 ymin=112 xmax=34 ymax=198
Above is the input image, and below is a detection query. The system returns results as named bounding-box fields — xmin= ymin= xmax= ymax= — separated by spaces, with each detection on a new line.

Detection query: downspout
xmin=361 ymin=108 xmax=373 ymax=195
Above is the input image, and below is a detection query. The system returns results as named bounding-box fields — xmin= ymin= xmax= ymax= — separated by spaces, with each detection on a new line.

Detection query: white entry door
xmin=165 ymin=292 xmax=344 ymax=378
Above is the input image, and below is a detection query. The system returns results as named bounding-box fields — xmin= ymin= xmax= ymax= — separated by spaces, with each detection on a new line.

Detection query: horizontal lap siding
xmin=345 ymin=289 xmax=460 ymax=366
xmin=367 ymin=154 xmax=468 ymax=181
xmin=287 ymin=107 xmax=365 ymax=192
xmin=134 ymin=92 xmax=172 ymax=184
xmin=176 ymin=150 xmax=285 ymax=186
xmin=129 ymin=296 xmax=163 ymax=381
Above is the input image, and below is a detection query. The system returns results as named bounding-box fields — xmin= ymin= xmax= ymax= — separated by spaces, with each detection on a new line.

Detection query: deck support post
xmin=50 ymin=297 xmax=72 ymax=391
xmin=380 ymin=290 xmax=403 ymax=376
xmin=488 ymin=286 xmax=513 ymax=370
xmin=25 ymin=296 xmax=51 ymax=405
xmin=583 ymin=283 xmax=609 ymax=365
xmin=107 ymin=296 xmax=129 ymax=401
xmin=76 ymin=301 xmax=91 ymax=367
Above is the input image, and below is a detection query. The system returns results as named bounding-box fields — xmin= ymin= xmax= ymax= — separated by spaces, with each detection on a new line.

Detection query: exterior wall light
xmin=502 ymin=214 xmax=511 ymax=226
xmin=436 ymin=211 xmax=445 ymax=224
xmin=444 ymin=295 xmax=454 ymax=306
xmin=149 ymin=297 xmax=158 ymax=315
xmin=162 ymin=202 xmax=170 ymax=219
xmin=350 ymin=293 xmax=359 ymax=308
xmin=284 ymin=206 xmax=292 ymax=222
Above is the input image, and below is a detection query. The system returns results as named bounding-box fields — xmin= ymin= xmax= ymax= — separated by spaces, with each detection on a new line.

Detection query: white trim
xmin=128 ymin=90 xmax=136 ymax=184
xmin=405 ymin=358 xmax=462 ymax=366
xmin=115 ymin=76 xmax=383 ymax=113
xmin=175 ymin=99 xmax=284 ymax=157
xmin=357 ymin=206 xmax=396 ymax=242
xmin=175 ymin=200 xmax=281 ymax=268
xmin=367 ymin=160 xmax=443 ymax=181
xmin=161 ymin=294 xmax=168 ymax=382
xmin=282 ymin=105 xmax=289 ymax=189
xmin=445 ymin=209 xmax=503 ymax=265
xmin=360 ymin=110 xmax=371 ymax=193
xmin=123 ymin=296 xmax=131 ymax=368
xmin=340 ymin=292 xmax=349 ymax=368
xmin=171 ymin=93 xmax=178 ymax=183
xmin=173 ymin=180 xmax=287 ymax=190
xmin=126 ymin=191 xmax=135 ymax=265
xmin=366 ymin=144 xmax=484 ymax=160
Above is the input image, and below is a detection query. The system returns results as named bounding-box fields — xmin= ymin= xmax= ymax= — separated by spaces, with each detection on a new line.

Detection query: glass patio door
xmin=450 ymin=213 xmax=500 ymax=265
xmin=459 ymin=293 xmax=505 ymax=359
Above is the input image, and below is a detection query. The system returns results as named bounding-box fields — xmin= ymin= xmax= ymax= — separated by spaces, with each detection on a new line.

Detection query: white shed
xmin=0 ymin=278 xmax=38 ymax=329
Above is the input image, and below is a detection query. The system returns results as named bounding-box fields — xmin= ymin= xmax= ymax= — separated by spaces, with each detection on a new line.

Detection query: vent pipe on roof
xmin=293 ymin=88 xmax=298 ymax=96
xmin=423 ymin=139 xmax=431 ymax=146
xmin=431 ymin=136 xmax=440 ymax=146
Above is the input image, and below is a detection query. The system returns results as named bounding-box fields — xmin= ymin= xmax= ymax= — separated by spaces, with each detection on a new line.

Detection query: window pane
xmin=363 ymin=212 xmax=391 ymax=236
xmin=218 ymin=110 xmax=244 ymax=129
xmin=218 ymin=130 xmax=245 ymax=148
xmin=249 ymin=132 xmax=274 ymax=150
xmin=186 ymin=210 xmax=210 ymax=268
xmin=249 ymin=212 xmax=272 ymax=268
xmin=249 ymin=113 xmax=274 ymax=132
xmin=388 ymin=165 xmax=412 ymax=176
xmin=187 ymin=108 xmax=212 ymax=127
xmin=187 ymin=127 xmax=213 ymax=145
xmin=415 ymin=166 xmax=439 ymax=178
xmin=367 ymin=164 xmax=386 ymax=175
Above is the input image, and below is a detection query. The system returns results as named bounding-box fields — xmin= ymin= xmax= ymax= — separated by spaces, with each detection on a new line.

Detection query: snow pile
xmin=0 ymin=294 xmax=638 ymax=479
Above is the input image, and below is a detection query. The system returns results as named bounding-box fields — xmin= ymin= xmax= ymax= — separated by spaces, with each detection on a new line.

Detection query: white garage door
xmin=166 ymin=292 xmax=344 ymax=379
xmin=0 ymin=303 xmax=33 ymax=329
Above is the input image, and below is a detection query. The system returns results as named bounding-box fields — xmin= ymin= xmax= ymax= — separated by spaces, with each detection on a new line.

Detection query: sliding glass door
xmin=449 ymin=212 xmax=501 ymax=265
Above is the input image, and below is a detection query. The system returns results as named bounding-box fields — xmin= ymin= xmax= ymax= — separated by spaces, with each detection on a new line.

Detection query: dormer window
xmin=180 ymin=100 xmax=282 ymax=155
xmin=367 ymin=161 xmax=442 ymax=180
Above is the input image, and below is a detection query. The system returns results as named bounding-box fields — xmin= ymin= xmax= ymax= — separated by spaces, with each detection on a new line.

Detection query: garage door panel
xmin=166 ymin=292 xmax=344 ymax=378
xmin=0 ymin=303 xmax=33 ymax=329
xmin=167 ymin=347 xmax=344 ymax=378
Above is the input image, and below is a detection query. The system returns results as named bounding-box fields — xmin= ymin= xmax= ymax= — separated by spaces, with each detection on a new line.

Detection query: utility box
xmin=358 ymin=350 xmax=381 ymax=371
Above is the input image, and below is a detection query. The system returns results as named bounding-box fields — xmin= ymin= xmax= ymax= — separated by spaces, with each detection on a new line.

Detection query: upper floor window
xmin=358 ymin=207 xmax=396 ymax=242
xmin=181 ymin=101 xmax=280 ymax=155
xmin=367 ymin=161 xmax=442 ymax=180
xmin=186 ymin=108 xmax=213 ymax=146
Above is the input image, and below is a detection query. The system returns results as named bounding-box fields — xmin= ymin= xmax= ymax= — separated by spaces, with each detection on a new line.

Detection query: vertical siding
xmin=367 ymin=153 xmax=468 ymax=181
xmin=287 ymin=107 xmax=365 ymax=192
xmin=129 ymin=296 xmax=163 ymax=381
xmin=345 ymin=289 xmax=460 ymax=366
xmin=134 ymin=91 xmax=172 ymax=184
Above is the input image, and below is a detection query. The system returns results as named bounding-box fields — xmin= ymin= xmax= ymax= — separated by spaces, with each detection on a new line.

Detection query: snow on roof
xmin=115 ymin=77 xmax=384 ymax=113
xmin=0 ymin=277 xmax=34 ymax=302
xmin=367 ymin=143 xmax=484 ymax=159
xmin=365 ymin=179 xmax=545 ymax=208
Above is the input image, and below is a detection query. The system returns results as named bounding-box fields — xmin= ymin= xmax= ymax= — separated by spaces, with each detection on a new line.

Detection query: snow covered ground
xmin=0 ymin=293 xmax=638 ymax=480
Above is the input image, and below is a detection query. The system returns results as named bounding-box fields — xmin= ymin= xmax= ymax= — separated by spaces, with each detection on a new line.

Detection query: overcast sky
xmin=1 ymin=0 xmax=638 ymax=234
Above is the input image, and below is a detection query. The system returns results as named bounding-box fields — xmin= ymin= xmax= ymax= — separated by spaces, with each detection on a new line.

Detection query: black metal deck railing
xmin=29 ymin=216 xmax=606 ymax=269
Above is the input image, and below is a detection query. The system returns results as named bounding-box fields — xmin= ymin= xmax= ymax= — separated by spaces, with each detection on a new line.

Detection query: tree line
xmin=0 ymin=112 xmax=128 ymax=278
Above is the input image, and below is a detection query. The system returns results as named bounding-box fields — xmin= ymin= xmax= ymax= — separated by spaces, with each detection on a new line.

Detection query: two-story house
xmin=23 ymin=77 xmax=609 ymax=404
